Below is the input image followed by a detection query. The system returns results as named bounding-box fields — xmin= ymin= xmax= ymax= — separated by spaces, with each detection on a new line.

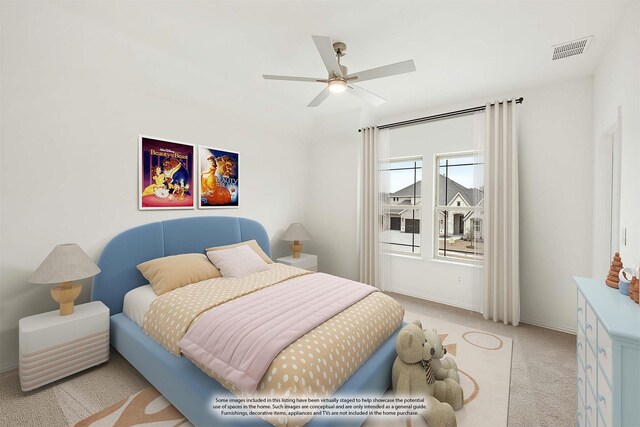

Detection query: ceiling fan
xmin=263 ymin=35 xmax=416 ymax=107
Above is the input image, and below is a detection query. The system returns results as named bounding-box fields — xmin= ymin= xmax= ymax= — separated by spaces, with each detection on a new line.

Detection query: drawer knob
xmin=576 ymin=410 xmax=582 ymax=417
xmin=598 ymin=347 xmax=606 ymax=355
xmin=585 ymin=404 xmax=592 ymax=412
xmin=577 ymin=377 xmax=582 ymax=383
xmin=586 ymin=324 xmax=592 ymax=331
xmin=577 ymin=342 xmax=583 ymax=348
xmin=598 ymin=395 xmax=606 ymax=403
xmin=577 ymin=306 xmax=582 ymax=312
xmin=586 ymin=365 xmax=592 ymax=371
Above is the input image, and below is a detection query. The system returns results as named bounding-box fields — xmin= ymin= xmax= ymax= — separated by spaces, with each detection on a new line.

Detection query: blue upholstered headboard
xmin=91 ymin=216 xmax=271 ymax=315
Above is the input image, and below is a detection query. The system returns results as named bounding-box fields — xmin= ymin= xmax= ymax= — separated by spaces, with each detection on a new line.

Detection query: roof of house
xmin=389 ymin=175 xmax=483 ymax=206
xmin=388 ymin=199 xmax=418 ymax=215
xmin=390 ymin=181 xmax=422 ymax=198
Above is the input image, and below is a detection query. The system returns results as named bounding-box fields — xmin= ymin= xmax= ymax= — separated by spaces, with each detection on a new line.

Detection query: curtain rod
xmin=358 ymin=97 xmax=524 ymax=132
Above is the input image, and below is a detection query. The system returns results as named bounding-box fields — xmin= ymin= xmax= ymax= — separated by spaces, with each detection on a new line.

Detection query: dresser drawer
xmin=577 ymin=290 xmax=586 ymax=329
xmin=577 ymin=324 xmax=586 ymax=365
xmin=577 ymin=389 xmax=585 ymax=427
xmin=577 ymin=358 xmax=586 ymax=401
xmin=596 ymin=321 xmax=613 ymax=384
xmin=585 ymin=345 xmax=597 ymax=390
xmin=597 ymin=368 xmax=612 ymax=427
xmin=598 ymin=410 xmax=606 ymax=427
xmin=585 ymin=384 xmax=596 ymax=427
xmin=585 ymin=304 xmax=597 ymax=346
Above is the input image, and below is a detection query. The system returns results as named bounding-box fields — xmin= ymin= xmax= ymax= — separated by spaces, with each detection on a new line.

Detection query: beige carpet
xmin=0 ymin=292 xmax=576 ymax=427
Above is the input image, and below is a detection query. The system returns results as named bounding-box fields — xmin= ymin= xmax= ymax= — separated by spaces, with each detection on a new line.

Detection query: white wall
xmin=305 ymin=109 xmax=362 ymax=281
xmin=516 ymin=78 xmax=593 ymax=333
xmin=311 ymin=77 xmax=595 ymax=334
xmin=593 ymin=2 xmax=640 ymax=278
xmin=0 ymin=2 xmax=313 ymax=371
xmin=384 ymin=115 xmax=482 ymax=311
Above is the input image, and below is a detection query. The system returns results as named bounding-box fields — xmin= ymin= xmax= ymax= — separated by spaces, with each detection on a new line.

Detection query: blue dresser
xmin=574 ymin=277 xmax=640 ymax=427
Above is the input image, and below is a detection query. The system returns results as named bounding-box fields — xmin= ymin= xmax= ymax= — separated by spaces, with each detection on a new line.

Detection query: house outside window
xmin=435 ymin=153 xmax=483 ymax=262
xmin=381 ymin=158 xmax=422 ymax=255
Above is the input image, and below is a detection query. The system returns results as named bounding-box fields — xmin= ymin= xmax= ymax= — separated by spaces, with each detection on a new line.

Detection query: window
xmin=435 ymin=153 xmax=483 ymax=262
xmin=381 ymin=158 xmax=422 ymax=255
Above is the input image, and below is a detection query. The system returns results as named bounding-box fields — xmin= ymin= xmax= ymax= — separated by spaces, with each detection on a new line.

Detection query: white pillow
xmin=206 ymin=245 xmax=269 ymax=278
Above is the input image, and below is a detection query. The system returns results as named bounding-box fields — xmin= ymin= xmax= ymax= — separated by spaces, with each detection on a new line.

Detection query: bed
xmin=91 ymin=216 xmax=403 ymax=426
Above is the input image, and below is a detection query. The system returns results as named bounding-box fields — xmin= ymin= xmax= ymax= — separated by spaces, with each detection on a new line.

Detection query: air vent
xmin=552 ymin=36 xmax=593 ymax=60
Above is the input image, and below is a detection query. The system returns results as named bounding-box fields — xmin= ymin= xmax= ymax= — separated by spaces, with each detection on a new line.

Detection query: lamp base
xmin=50 ymin=282 xmax=83 ymax=316
xmin=290 ymin=241 xmax=303 ymax=258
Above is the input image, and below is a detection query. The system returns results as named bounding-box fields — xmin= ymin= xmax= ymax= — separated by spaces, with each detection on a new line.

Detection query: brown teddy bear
xmin=392 ymin=320 xmax=458 ymax=427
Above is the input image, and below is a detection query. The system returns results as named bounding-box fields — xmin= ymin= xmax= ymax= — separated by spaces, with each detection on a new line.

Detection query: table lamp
xmin=282 ymin=223 xmax=312 ymax=258
xmin=29 ymin=243 xmax=101 ymax=316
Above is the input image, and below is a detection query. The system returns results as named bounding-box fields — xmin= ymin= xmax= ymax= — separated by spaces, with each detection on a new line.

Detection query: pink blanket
xmin=178 ymin=272 xmax=377 ymax=394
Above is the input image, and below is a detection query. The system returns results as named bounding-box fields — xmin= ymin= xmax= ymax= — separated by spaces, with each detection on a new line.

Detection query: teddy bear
xmin=423 ymin=328 xmax=461 ymax=384
xmin=423 ymin=328 xmax=464 ymax=411
xmin=392 ymin=321 xmax=459 ymax=427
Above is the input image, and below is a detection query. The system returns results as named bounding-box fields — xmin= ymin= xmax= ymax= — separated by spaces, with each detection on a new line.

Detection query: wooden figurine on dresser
xmin=605 ymin=252 xmax=623 ymax=288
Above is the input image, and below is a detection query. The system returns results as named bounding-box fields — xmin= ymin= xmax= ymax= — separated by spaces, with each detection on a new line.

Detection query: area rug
xmin=74 ymin=387 xmax=192 ymax=427
xmin=364 ymin=312 xmax=513 ymax=427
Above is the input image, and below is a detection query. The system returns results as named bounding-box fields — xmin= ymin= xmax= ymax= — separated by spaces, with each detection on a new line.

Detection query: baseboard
xmin=389 ymin=289 xmax=577 ymax=335
xmin=520 ymin=317 xmax=577 ymax=335
xmin=385 ymin=288 xmax=481 ymax=313
xmin=0 ymin=361 xmax=18 ymax=373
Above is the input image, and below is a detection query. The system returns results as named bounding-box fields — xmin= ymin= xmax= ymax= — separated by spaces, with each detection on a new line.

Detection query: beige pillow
xmin=137 ymin=253 xmax=222 ymax=296
xmin=205 ymin=240 xmax=272 ymax=264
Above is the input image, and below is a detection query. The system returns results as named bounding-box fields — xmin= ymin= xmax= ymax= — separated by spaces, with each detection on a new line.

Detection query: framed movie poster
xmin=139 ymin=136 xmax=195 ymax=210
xmin=198 ymin=146 xmax=239 ymax=209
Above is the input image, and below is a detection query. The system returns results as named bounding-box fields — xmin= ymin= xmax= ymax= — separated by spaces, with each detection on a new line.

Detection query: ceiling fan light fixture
xmin=328 ymin=79 xmax=347 ymax=93
xmin=263 ymin=35 xmax=416 ymax=106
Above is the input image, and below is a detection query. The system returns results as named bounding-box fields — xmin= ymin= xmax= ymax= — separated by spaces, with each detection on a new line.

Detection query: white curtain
xmin=358 ymin=127 xmax=390 ymax=289
xmin=472 ymin=112 xmax=486 ymax=310
xmin=482 ymin=100 xmax=520 ymax=326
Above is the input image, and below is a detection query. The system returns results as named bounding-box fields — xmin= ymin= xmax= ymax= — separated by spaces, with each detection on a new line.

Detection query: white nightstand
xmin=277 ymin=253 xmax=318 ymax=272
xmin=19 ymin=301 xmax=109 ymax=391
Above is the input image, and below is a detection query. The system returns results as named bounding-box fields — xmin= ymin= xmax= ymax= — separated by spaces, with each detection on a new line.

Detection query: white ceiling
xmin=61 ymin=1 xmax=630 ymax=126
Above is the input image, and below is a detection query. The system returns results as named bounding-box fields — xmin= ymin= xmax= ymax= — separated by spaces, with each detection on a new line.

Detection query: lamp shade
xmin=282 ymin=223 xmax=312 ymax=242
xmin=29 ymin=244 xmax=101 ymax=284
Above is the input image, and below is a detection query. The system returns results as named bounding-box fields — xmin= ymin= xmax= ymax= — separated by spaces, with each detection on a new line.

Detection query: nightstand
xmin=19 ymin=301 xmax=109 ymax=391
xmin=277 ymin=253 xmax=318 ymax=272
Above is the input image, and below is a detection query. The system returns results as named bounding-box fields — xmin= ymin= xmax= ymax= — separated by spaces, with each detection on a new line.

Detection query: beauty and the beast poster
xmin=139 ymin=136 xmax=195 ymax=210
xmin=199 ymin=146 xmax=239 ymax=208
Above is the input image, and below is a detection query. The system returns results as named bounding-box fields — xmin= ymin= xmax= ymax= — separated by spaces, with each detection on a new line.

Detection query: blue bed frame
xmin=92 ymin=216 xmax=401 ymax=427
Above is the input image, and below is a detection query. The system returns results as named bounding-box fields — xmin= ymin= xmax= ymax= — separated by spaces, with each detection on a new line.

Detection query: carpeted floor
xmin=0 ymin=292 xmax=576 ymax=427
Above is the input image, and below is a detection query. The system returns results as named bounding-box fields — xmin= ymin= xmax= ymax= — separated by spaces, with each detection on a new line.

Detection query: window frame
xmin=380 ymin=155 xmax=423 ymax=257
xmin=432 ymin=151 xmax=483 ymax=264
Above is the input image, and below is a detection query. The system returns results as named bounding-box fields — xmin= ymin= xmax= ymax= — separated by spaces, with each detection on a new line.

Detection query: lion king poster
xmin=198 ymin=146 xmax=239 ymax=208
xmin=139 ymin=136 xmax=195 ymax=210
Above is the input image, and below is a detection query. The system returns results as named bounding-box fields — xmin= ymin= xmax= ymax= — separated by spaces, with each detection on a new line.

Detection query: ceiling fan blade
xmin=346 ymin=84 xmax=386 ymax=106
xmin=307 ymin=87 xmax=331 ymax=107
xmin=263 ymin=75 xmax=326 ymax=83
xmin=312 ymin=35 xmax=342 ymax=77
xmin=346 ymin=59 xmax=416 ymax=83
